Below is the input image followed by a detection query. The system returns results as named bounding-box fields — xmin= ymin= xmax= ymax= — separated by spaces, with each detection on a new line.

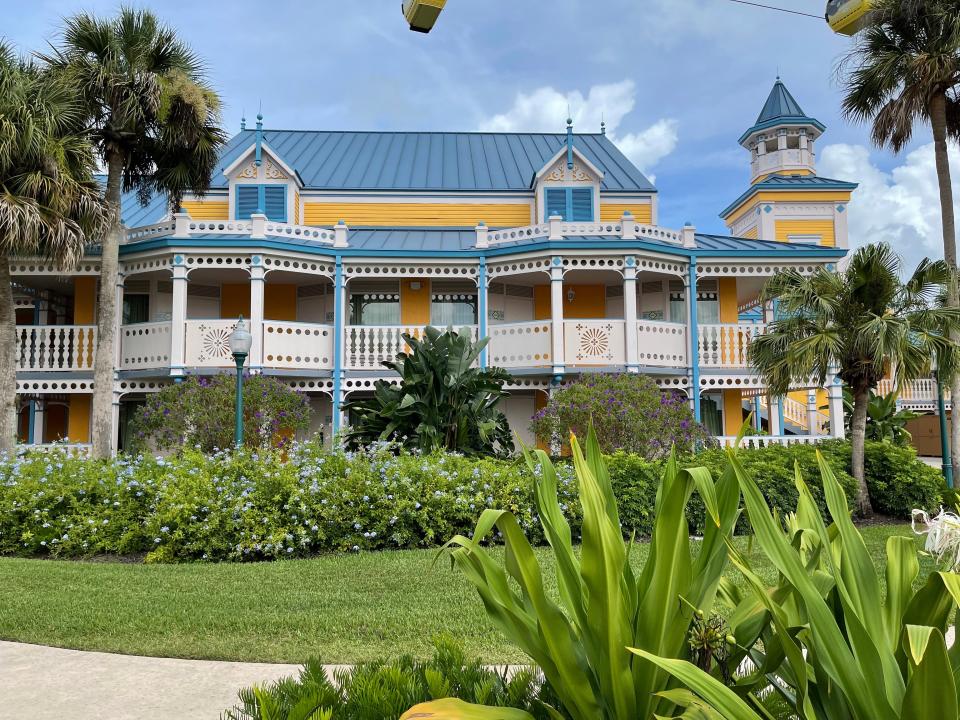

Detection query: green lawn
xmin=0 ymin=524 xmax=931 ymax=664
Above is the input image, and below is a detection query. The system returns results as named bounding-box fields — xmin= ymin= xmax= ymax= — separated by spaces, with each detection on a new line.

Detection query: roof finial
xmin=566 ymin=112 xmax=574 ymax=170
xmin=600 ymin=113 xmax=606 ymax=135
xmin=255 ymin=102 xmax=264 ymax=169
xmin=240 ymin=109 xmax=246 ymax=131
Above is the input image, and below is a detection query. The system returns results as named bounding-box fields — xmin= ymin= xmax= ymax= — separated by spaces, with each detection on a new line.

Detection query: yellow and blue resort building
xmin=14 ymin=79 xmax=895 ymax=452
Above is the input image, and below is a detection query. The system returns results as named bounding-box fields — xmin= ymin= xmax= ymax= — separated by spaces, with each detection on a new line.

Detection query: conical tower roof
xmin=739 ymin=78 xmax=824 ymax=145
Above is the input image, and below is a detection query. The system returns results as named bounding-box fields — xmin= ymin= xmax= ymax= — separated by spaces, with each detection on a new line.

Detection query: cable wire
xmin=725 ymin=0 xmax=823 ymax=20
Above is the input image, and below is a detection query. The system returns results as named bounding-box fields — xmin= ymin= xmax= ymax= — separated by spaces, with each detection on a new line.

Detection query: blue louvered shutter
xmin=236 ymin=185 xmax=258 ymax=219
xmin=545 ymin=188 xmax=567 ymax=220
xmin=570 ymin=188 xmax=593 ymax=221
xmin=263 ymin=186 xmax=287 ymax=221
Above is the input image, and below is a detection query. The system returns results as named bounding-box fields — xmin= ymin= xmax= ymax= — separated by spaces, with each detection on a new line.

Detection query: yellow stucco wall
xmin=303 ymin=202 xmax=531 ymax=227
xmin=294 ymin=192 xmax=301 ymax=225
xmin=67 ymin=395 xmax=91 ymax=443
xmin=775 ymin=219 xmax=836 ymax=247
xmin=182 ymin=200 xmax=229 ymax=220
xmin=739 ymin=226 xmax=758 ymax=239
xmin=533 ymin=284 xmax=605 ymax=320
xmin=265 ymin=285 xmax=297 ymax=321
xmin=73 ymin=277 xmax=97 ymax=324
xmin=220 ymin=284 xmax=251 ymax=319
xmin=723 ymin=190 xmax=851 ymax=225
xmin=599 ymin=203 xmax=653 ymax=223
xmin=723 ymin=390 xmax=744 ymax=436
xmin=718 ymin=277 xmax=738 ymax=323
xmin=400 ymin=279 xmax=431 ymax=325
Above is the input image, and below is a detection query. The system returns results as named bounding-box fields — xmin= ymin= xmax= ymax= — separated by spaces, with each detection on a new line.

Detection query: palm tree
xmin=749 ymin=243 xmax=959 ymax=516
xmin=0 ymin=43 xmax=107 ymax=453
xmin=41 ymin=8 xmax=226 ymax=457
xmin=839 ymin=0 xmax=960 ymax=475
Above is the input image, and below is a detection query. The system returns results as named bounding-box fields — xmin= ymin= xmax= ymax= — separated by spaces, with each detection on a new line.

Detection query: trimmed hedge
xmin=0 ymin=439 xmax=942 ymax=562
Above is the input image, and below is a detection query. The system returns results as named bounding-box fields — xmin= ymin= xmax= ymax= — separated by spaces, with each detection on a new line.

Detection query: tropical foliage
xmin=839 ymin=0 xmax=960 ymax=478
xmin=637 ymin=449 xmax=960 ymax=720
xmin=42 ymin=8 xmax=227 ymax=457
xmin=749 ymin=242 xmax=959 ymax=515
xmin=838 ymin=388 xmax=920 ymax=445
xmin=0 ymin=43 xmax=107 ymax=452
xmin=345 ymin=327 xmax=514 ymax=456
xmin=224 ymin=636 xmax=553 ymax=720
xmin=128 ymin=374 xmax=311 ymax=453
xmin=429 ymin=427 xmax=743 ymax=719
xmin=530 ymin=373 xmax=708 ymax=457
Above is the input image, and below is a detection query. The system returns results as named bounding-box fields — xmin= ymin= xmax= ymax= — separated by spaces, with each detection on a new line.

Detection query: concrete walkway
xmin=0 ymin=641 xmax=302 ymax=720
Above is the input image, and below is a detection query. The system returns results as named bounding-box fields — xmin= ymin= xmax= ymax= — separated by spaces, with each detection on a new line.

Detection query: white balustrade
xmin=563 ymin=320 xmax=626 ymax=366
xmin=718 ymin=434 xmax=821 ymax=449
xmin=635 ymin=320 xmax=687 ymax=367
xmin=124 ymin=221 xmax=175 ymax=243
xmin=263 ymin=223 xmax=335 ymax=244
xmin=488 ymin=321 xmax=552 ymax=368
xmin=263 ymin=321 xmax=334 ymax=370
xmin=487 ymin=223 xmax=549 ymax=245
xmin=698 ymin=323 xmax=765 ymax=367
xmin=120 ymin=322 xmax=172 ymax=370
xmin=184 ymin=319 xmax=242 ymax=367
xmin=346 ymin=325 xmax=478 ymax=369
xmin=186 ymin=220 xmax=253 ymax=235
xmin=560 ymin=221 xmax=621 ymax=236
xmin=16 ymin=325 xmax=96 ymax=371
xmin=632 ymin=224 xmax=682 ymax=244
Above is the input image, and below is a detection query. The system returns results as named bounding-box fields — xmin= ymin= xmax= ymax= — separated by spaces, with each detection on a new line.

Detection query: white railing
xmin=636 ymin=320 xmax=687 ymax=366
xmin=263 ymin=321 xmax=334 ymax=370
xmin=488 ymin=223 xmax=548 ymax=244
xmin=263 ymin=223 xmax=335 ymax=244
xmin=124 ymin=220 xmax=175 ymax=243
xmin=488 ymin=321 xmax=552 ymax=368
xmin=184 ymin=319 xmax=241 ymax=367
xmin=120 ymin=322 xmax=172 ymax=370
xmin=560 ymin=221 xmax=622 ymax=236
xmin=346 ymin=325 xmax=478 ymax=369
xmin=631 ymin=224 xmax=682 ymax=244
xmin=185 ymin=220 xmax=253 ymax=235
xmin=717 ymin=434 xmax=822 ymax=449
xmin=698 ymin=323 xmax=765 ymax=368
xmin=564 ymin=320 xmax=626 ymax=365
xmin=16 ymin=325 xmax=96 ymax=371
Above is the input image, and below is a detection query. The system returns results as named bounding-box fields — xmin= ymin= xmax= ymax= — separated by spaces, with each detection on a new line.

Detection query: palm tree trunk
xmin=850 ymin=385 xmax=873 ymax=517
xmin=0 ymin=250 xmax=18 ymax=453
xmin=90 ymin=152 xmax=124 ymax=458
xmin=930 ymin=93 xmax=960 ymax=479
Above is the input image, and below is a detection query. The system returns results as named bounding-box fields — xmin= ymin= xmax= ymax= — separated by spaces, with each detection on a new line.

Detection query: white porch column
xmin=769 ymin=395 xmax=783 ymax=436
xmin=170 ymin=257 xmax=188 ymax=376
xmin=550 ymin=257 xmax=564 ymax=376
xmin=623 ymin=257 xmax=638 ymax=372
xmin=114 ymin=273 xmax=125 ymax=369
xmin=806 ymin=390 xmax=819 ymax=436
xmin=828 ymin=372 xmax=845 ymax=439
xmin=249 ymin=258 xmax=265 ymax=371
xmin=110 ymin=391 xmax=121 ymax=454
xmin=32 ymin=398 xmax=45 ymax=444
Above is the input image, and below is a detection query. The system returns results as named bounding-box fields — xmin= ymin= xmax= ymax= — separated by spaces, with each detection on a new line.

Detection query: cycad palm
xmin=0 ymin=43 xmax=107 ymax=452
xmin=41 ymin=8 xmax=226 ymax=456
xmin=839 ymin=0 xmax=960 ymax=476
xmin=749 ymin=243 xmax=959 ymax=515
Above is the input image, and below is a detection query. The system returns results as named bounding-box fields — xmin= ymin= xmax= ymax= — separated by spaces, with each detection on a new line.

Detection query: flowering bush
xmin=530 ymin=374 xmax=710 ymax=457
xmin=129 ymin=374 xmax=311 ymax=453
xmin=0 ymin=442 xmax=578 ymax=562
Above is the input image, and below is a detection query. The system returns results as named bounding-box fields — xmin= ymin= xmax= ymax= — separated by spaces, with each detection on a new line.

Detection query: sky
xmin=4 ymin=0 xmax=959 ymax=269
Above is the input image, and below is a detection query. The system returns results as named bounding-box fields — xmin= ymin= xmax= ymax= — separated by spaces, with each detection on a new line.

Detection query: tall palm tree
xmin=749 ymin=244 xmax=959 ymax=516
xmin=41 ymin=8 xmax=226 ymax=457
xmin=0 ymin=43 xmax=107 ymax=453
xmin=839 ymin=0 xmax=960 ymax=475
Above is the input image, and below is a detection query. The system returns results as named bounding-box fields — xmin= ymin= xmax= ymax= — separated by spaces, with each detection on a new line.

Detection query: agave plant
xmin=410 ymin=426 xmax=742 ymax=719
xmin=344 ymin=326 xmax=513 ymax=456
xmin=634 ymin=450 xmax=960 ymax=719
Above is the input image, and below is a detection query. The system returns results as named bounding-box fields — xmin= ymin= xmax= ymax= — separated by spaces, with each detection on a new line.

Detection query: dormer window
xmin=235 ymin=184 xmax=287 ymax=222
xmin=544 ymin=187 xmax=593 ymax=222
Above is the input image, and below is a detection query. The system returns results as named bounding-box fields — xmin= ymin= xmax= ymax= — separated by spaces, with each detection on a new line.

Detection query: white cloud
xmin=819 ymin=141 xmax=960 ymax=268
xmin=479 ymin=81 xmax=678 ymax=176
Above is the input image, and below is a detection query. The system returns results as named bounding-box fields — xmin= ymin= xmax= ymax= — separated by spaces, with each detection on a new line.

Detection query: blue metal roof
xmin=739 ymin=79 xmax=825 ymax=144
xmin=210 ymin=130 xmax=656 ymax=193
xmin=719 ymin=174 xmax=858 ymax=219
xmin=95 ymin=176 xmax=172 ymax=227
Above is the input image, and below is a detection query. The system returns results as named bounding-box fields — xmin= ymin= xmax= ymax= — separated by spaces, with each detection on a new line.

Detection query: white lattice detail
xmin=718 ymin=435 xmax=823 ymax=449
xmin=263 ymin=322 xmax=334 ymax=369
xmin=184 ymin=319 xmax=240 ymax=367
xmin=636 ymin=321 xmax=687 ymax=366
xmin=186 ymin=220 xmax=253 ymax=235
xmin=16 ymin=325 xmax=96 ymax=371
xmin=488 ymin=321 xmax=552 ymax=368
xmin=125 ymin=221 xmax=175 ymax=243
xmin=264 ymin=223 xmax=335 ymax=244
xmin=633 ymin=224 xmax=682 ymax=244
xmin=488 ymin=224 xmax=549 ymax=245
xmin=564 ymin=320 xmax=626 ymax=365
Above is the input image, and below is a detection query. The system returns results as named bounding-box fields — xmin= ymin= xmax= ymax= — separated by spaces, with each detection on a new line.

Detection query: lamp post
xmin=229 ymin=316 xmax=253 ymax=447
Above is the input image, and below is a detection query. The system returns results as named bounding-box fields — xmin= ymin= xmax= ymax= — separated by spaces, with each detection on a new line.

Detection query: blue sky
xmin=6 ymin=0 xmax=958 ymax=266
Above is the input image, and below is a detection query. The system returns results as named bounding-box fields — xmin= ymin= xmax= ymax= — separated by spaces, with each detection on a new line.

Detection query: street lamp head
xmin=229 ymin=316 xmax=253 ymax=357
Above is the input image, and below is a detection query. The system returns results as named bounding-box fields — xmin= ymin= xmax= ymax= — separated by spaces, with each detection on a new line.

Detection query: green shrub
xmin=530 ymin=374 xmax=709 ymax=457
xmin=130 ymin=374 xmax=311 ymax=453
xmin=223 ymin=635 xmax=558 ymax=720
